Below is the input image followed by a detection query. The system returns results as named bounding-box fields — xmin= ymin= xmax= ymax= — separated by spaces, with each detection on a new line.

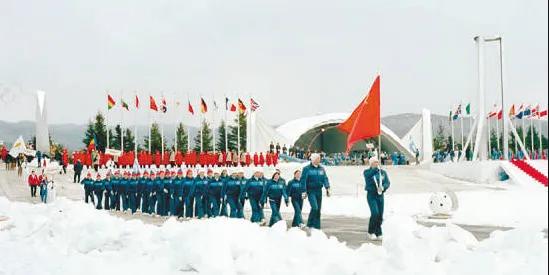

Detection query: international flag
xmin=452 ymin=104 xmax=462 ymax=120
xmin=230 ymin=103 xmax=237 ymax=112
xmin=465 ymin=103 xmax=471 ymax=115
xmin=530 ymin=104 xmax=539 ymax=118
xmin=161 ymin=97 xmax=167 ymax=113
xmin=523 ymin=105 xmax=532 ymax=117
xmin=337 ymin=75 xmax=381 ymax=152
xmin=238 ymin=99 xmax=246 ymax=114
xmin=487 ymin=105 xmax=498 ymax=119
xmin=225 ymin=97 xmax=229 ymax=110
xmin=539 ymin=109 xmax=548 ymax=118
xmin=107 ymin=95 xmax=116 ymax=110
xmin=508 ymin=104 xmax=516 ymax=117
xmin=250 ymin=98 xmax=260 ymax=112
xmin=135 ymin=95 xmax=140 ymax=109
xmin=200 ymin=98 xmax=208 ymax=113
xmin=515 ymin=104 xmax=524 ymax=119
xmin=150 ymin=96 xmax=158 ymax=111
xmin=121 ymin=99 xmax=129 ymax=111
xmin=188 ymin=100 xmax=194 ymax=115
xmin=497 ymin=109 xmax=503 ymax=120
xmin=88 ymin=134 xmax=97 ymax=152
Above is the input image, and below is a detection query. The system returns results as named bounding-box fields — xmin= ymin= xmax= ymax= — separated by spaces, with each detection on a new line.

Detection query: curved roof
xmin=276 ymin=113 xmax=415 ymax=158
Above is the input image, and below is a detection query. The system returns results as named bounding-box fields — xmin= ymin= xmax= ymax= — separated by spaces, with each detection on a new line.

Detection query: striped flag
xmin=515 ymin=104 xmax=524 ymax=119
xmin=230 ymin=103 xmax=237 ymax=112
xmin=452 ymin=104 xmax=461 ymax=120
xmin=465 ymin=103 xmax=471 ymax=115
xmin=161 ymin=97 xmax=167 ymax=113
xmin=107 ymin=95 xmax=116 ymax=110
xmin=200 ymin=98 xmax=208 ymax=113
xmin=539 ymin=109 xmax=548 ymax=118
xmin=250 ymin=98 xmax=260 ymax=112
xmin=121 ymin=99 xmax=129 ymax=111
xmin=238 ymin=99 xmax=246 ymax=114
xmin=508 ymin=104 xmax=515 ymax=117
xmin=135 ymin=95 xmax=140 ymax=109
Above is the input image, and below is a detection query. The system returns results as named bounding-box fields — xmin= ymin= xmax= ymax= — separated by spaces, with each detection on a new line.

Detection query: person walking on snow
xmin=287 ymin=169 xmax=305 ymax=227
xmin=262 ymin=171 xmax=289 ymax=226
xmin=363 ymin=157 xmax=391 ymax=241
xmin=300 ymin=153 xmax=330 ymax=229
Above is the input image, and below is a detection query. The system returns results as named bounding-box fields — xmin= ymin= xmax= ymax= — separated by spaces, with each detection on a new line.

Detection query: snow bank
xmin=0 ymin=197 xmax=547 ymax=275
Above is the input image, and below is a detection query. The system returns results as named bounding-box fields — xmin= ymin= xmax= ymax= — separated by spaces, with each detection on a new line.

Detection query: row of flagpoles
xmin=449 ymin=102 xmax=548 ymax=156
xmin=105 ymin=93 xmax=261 ymax=158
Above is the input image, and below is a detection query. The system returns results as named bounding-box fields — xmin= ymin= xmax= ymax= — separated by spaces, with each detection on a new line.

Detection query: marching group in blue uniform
xmin=81 ymin=157 xmax=332 ymax=229
xmin=82 ymin=153 xmax=390 ymax=239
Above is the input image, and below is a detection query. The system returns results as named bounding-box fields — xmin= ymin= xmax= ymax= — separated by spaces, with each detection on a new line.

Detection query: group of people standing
xmin=27 ymin=170 xmax=53 ymax=203
xmin=82 ymin=154 xmax=331 ymax=229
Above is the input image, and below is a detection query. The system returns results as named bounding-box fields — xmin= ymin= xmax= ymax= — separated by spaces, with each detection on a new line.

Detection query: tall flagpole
xmin=496 ymin=112 xmax=500 ymax=152
xmin=450 ymin=115 xmax=455 ymax=151
xmin=460 ymin=115 xmax=465 ymax=149
xmin=487 ymin=117 xmax=492 ymax=158
xmin=134 ymin=92 xmax=138 ymax=158
xmin=521 ymin=115 xmax=526 ymax=148
xmin=120 ymin=91 xmax=124 ymax=153
xmin=212 ymin=96 xmax=217 ymax=154
xmin=225 ymin=95 xmax=228 ymax=153
xmin=237 ymin=95 xmax=241 ymax=155
xmin=187 ymin=94 xmax=191 ymax=153
xmin=106 ymin=91 xmax=110 ymax=150
xmin=148 ymin=95 xmax=152 ymax=153
xmin=513 ymin=118 xmax=517 ymax=155
xmin=530 ymin=117 xmax=534 ymax=154
xmin=539 ymin=117 xmax=543 ymax=157
xmin=174 ymin=93 xmax=178 ymax=153
xmin=161 ymin=94 xmax=165 ymax=158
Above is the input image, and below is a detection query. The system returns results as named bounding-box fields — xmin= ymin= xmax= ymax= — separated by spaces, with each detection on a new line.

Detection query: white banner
xmin=105 ymin=148 xmax=122 ymax=157
xmin=24 ymin=149 xmax=37 ymax=157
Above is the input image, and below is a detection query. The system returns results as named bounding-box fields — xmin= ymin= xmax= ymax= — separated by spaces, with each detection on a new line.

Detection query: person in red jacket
xmin=28 ymin=170 xmax=40 ymax=197
xmin=154 ymin=151 xmax=162 ymax=167
xmin=245 ymin=152 xmax=251 ymax=167
xmin=259 ymin=152 xmax=265 ymax=166
xmin=175 ymin=151 xmax=183 ymax=166
xmin=62 ymin=149 xmax=69 ymax=174
xmin=273 ymin=152 xmax=279 ymax=167
xmin=266 ymin=152 xmax=273 ymax=166
xmin=0 ymin=145 xmax=7 ymax=161
xmin=253 ymin=152 xmax=259 ymax=166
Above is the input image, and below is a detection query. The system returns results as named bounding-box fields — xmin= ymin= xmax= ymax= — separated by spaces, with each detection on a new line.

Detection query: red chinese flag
xmin=337 ymin=75 xmax=381 ymax=152
xmin=150 ymin=96 xmax=158 ymax=111
xmin=230 ymin=103 xmax=237 ymax=112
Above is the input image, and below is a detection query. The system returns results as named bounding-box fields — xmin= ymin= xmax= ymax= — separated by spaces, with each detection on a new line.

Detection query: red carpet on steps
xmin=510 ymin=159 xmax=548 ymax=187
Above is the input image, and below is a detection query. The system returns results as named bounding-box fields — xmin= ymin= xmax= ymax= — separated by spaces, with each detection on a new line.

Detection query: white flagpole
xmin=513 ymin=118 xmax=517 ymax=155
xmin=225 ymin=95 xmax=228 ymax=153
xmin=495 ymin=112 xmax=500 ymax=152
xmin=187 ymin=94 xmax=191 ymax=153
xmin=530 ymin=117 xmax=534 ymax=154
xmin=134 ymin=93 xmax=138 ymax=158
xmin=450 ymin=116 xmax=455 ymax=151
xmin=120 ymin=91 xmax=124 ymax=153
xmin=174 ymin=93 xmax=178 ymax=153
xmin=460 ymin=115 xmax=465 ymax=149
xmin=161 ymin=95 xmax=165 ymax=157
xmin=213 ymin=96 xmax=217 ymax=154
xmin=237 ymin=96 xmax=241 ymax=155
xmin=539 ymin=117 xmax=543 ymax=158
xmin=487 ymin=116 xmax=492 ymax=158
xmin=148 ymin=95 xmax=152 ymax=153
xmin=469 ymin=114 xmax=474 ymax=149
xmin=522 ymin=115 xmax=526 ymax=147
xmin=106 ymin=91 xmax=110 ymax=150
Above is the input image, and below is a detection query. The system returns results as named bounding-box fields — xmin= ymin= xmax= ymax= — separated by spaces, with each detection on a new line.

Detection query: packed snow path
xmin=2 ymin=165 xmax=545 ymax=248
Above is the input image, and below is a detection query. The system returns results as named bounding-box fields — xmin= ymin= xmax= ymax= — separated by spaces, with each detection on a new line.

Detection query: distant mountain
xmin=1 ymin=113 xmax=546 ymax=150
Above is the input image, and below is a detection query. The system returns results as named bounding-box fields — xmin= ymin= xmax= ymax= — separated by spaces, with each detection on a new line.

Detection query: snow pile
xmin=0 ymin=197 xmax=547 ymax=275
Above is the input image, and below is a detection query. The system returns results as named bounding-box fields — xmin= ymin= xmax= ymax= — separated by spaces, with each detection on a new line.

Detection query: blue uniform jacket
xmin=182 ymin=177 xmax=195 ymax=199
xmin=145 ymin=178 xmax=155 ymax=194
xmin=222 ymin=176 xmax=242 ymax=198
xmin=363 ymin=168 xmax=390 ymax=194
xmin=242 ymin=176 xmax=266 ymax=200
xmin=82 ymin=178 xmax=94 ymax=191
xmin=208 ymin=178 xmax=224 ymax=197
xmin=104 ymin=179 xmax=112 ymax=193
xmin=127 ymin=179 xmax=138 ymax=193
xmin=111 ymin=177 xmax=120 ymax=193
xmin=193 ymin=176 xmax=209 ymax=196
xmin=93 ymin=179 xmax=105 ymax=193
xmin=137 ymin=178 xmax=147 ymax=194
xmin=173 ymin=177 xmax=185 ymax=197
xmin=162 ymin=178 xmax=173 ymax=195
xmin=154 ymin=178 xmax=164 ymax=194
xmin=263 ymin=179 xmax=288 ymax=203
xmin=119 ymin=179 xmax=128 ymax=194
xmin=286 ymin=178 xmax=305 ymax=198
xmin=300 ymin=164 xmax=330 ymax=192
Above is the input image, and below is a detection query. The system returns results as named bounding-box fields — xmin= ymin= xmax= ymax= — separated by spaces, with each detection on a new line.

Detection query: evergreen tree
xmin=433 ymin=124 xmax=446 ymax=151
xmin=489 ymin=129 xmax=500 ymax=151
xmin=124 ymin=128 xmax=136 ymax=152
xmin=228 ymin=112 xmax=247 ymax=152
xmin=93 ymin=112 xmax=108 ymax=152
xmin=82 ymin=121 xmax=95 ymax=149
xmin=112 ymin=125 xmax=122 ymax=150
xmin=217 ymin=120 xmax=228 ymax=152
xmin=175 ymin=123 xmax=189 ymax=152
xmin=143 ymin=123 xmax=163 ymax=152
xmin=193 ymin=120 xmax=214 ymax=152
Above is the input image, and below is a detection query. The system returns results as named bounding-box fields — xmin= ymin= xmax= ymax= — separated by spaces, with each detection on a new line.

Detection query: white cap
xmin=310 ymin=153 xmax=321 ymax=161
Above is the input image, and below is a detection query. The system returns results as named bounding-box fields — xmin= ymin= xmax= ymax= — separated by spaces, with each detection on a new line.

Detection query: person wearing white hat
xmin=241 ymin=169 xmax=266 ymax=223
xmin=363 ymin=156 xmax=391 ymax=241
xmin=300 ymin=153 xmax=331 ymax=229
xmin=207 ymin=169 xmax=224 ymax=217
xmin=193 ymin=168 xmax=209 ymax=219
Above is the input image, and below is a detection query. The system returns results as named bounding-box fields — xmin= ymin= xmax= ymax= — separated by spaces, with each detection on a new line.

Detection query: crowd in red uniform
xmin=71 ymin=150 xmax=279 ymax=168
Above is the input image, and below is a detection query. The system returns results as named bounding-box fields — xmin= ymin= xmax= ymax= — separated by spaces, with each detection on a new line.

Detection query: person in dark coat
xmin=363 ymin=157 xmax=391 ymax=241
xmin=286 ymin=170 xmax=305 ymax=227
xmin=73 ymin=160 xmax=83 ymax=183
xmin=300 ymin=153 xmax=330 ymax=229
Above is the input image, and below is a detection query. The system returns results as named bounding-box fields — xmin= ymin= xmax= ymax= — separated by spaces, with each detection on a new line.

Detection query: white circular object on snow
xmin=429 ymin=192 xmax=453 ymax=215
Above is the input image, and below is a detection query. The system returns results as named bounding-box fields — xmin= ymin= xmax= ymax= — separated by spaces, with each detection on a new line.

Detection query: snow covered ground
xmin=0 ymin=197 xmax=546 ymax=275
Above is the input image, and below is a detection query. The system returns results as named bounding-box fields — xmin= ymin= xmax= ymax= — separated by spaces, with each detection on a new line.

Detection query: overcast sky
xmin=0 ymin=0 xmax=547 ymax=127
